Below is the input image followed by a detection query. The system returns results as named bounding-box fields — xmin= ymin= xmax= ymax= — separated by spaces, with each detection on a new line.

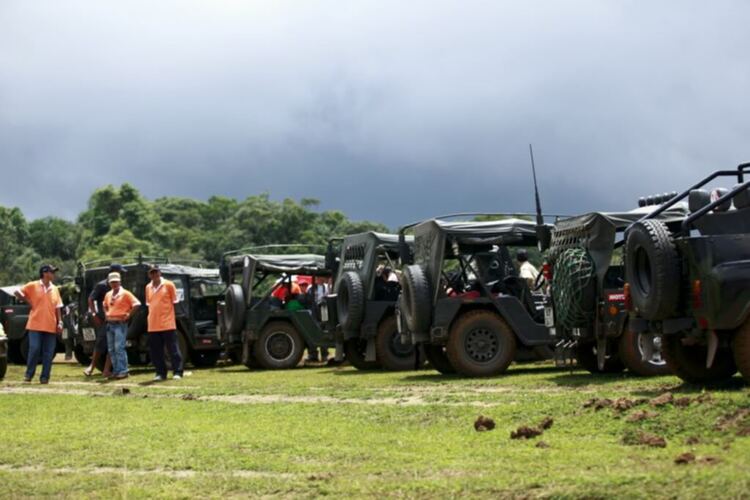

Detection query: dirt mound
xmin=511 ymin=426 xmax=542 ymax=439
xmin=474 ymin=415 xmax=496 ymax=432
xmin=649 ymin=392 xmax=673 ymax=407
xmin=539 ymin=417 xmax=554 ymax=430
xmin=583 ymin=398 xmax=613 ymax=410
xmin=626 ymin=410 xmax=658 ymax=422
xmin=112 ymin=387 xmax=131 ymax=396
xmin=685 ymin=436 xmax=701 ymax=445
xmin=535 ymin=441 xmax=550 ymax=449
xmin=181 ymin=393 xmax=198 ymax=401
xmin=674 ymin=452 xmax=695 ymax=464
xmin=623 ymin=431 xmax=667 ymax=448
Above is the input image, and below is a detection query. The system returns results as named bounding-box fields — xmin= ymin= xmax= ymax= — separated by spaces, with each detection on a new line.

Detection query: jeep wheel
xmin=733 ymin=317 xmax=750 ymax=383
xmin=343 ymin=338 xmax=380 ymax=370
xmin=254 ymin=322 xmax=304 ymax=370
xmin=375 ymin=315 xmax=419 ymax=371
xmin=618 ymin=329 xmax=670 ymax=376
xmin=337 ymin=271 xmax=365 ymax=332
xmin=191 ymin=350 xmax=220 ymax=368
xmin=423 ymin=344 xmax=455 ymax=374
xmin=73 ymin=344 xmax=91 ymax=366
xmin=662 ymin=334 xmax=737 ymax=384
xmin=0 ymin=356 xmax=6 ymax=379
xmin=446 ymin=311 xmax=516 ymax=377
xmin=242 ymin=341 xmax=261 ymax=369
xmin=575 ymin=341 xmax=625 ymax=374
xmin=400 ymin=265 xmax=432 ymax=334
xmin=625 ymin=220 xmax=680 ymax=320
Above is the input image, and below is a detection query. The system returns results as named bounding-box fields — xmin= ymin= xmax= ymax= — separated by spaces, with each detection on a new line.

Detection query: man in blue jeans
xmin=102 ymin=272 xmax=140 ymax=380
xmin=15 ymin=264 xmax=63 ymax=384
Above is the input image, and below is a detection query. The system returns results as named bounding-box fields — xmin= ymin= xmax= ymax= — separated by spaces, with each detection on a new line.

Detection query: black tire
xmin=618 ymin=329 xmax=671 ymax=376
xmin=0 ymin=356 xmax=6 ymax=379
xmin=732 ymin=318 xmax=750 ymax=384
xmin=446 ymin=311 xmax=517 ymax=377
xmin=254 ymin=322 xmax=305 ymax=370
xmin=223 ymin=284 xmax=245 ymax=340
xmin=336 ymin=271 xmax=365 ymax=332
xmin=662 ymin=334 xmax=737 ymax=384
xmin=400 ymin=265 xmax=432 ymax=334
xmin=375 ymin=315 xmax=418 ymax=371
xmin=73 ymin=344 xmax=91 ymax=366
xmin=191 ymin=350 xmax=220 ymax=368
xmin=343 ymin=338 xmax=380 ymax=370
xmin=424 ymin=343 xmax=455 ymax=374
xmin=575 ymin=341 xmax=625 ymax=374
xmin=625 ymin=220 xmax=681 ymax=320
xmin=7 ymin=340 xmax=24 ymax=364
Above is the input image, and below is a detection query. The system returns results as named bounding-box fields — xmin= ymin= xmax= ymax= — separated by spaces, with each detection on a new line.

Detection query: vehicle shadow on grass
xmin=548 ymin=371 xmax=642 ymax=387
xmin=629 ymin=376 xmax=748 ymax=396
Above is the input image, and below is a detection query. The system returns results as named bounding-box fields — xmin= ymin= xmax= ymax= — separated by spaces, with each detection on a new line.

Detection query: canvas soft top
xmin=226 ymin=253 xmax=331 ymax=275
xmin=83 ymin=262 xmax=220 ymax=279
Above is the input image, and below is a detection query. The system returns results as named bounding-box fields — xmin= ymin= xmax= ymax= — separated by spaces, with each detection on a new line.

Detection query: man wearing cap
xmin=14 ymin=264 xmax=63 ymax=383
xmin=102 ymin=272 xmax=140 ymax=379
xmin=145 ymin=265 xmax=183 ymax=381
xmin=84 ymin=263 xmax=127 ymax=377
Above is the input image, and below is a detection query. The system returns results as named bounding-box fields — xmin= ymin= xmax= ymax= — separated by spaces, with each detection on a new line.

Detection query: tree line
xmin=0 ymin=184 xmax=387 ymax=285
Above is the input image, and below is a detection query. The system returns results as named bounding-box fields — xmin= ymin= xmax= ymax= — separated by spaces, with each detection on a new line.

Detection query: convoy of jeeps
xmin=4 ymin=162 xmax=750 ymax=385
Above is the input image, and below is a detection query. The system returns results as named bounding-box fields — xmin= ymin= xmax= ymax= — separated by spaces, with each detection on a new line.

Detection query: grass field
xmin=1 ymin=359 xmax=749 ymax=499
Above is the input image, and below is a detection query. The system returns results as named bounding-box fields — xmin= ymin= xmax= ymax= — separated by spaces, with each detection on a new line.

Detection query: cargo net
xmin=551 ymin=247 xmax=596 ymax=329
xmin=546 ymin=224 xmax=590 ymax=268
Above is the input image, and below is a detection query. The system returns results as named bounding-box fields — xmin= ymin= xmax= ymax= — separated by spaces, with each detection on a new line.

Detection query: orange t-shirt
xmin=103 ymin=288 xmax=141 ymax=321
xmin=21 ymin=280 xmax=63 ymax=334
xmin=145 ymin=279 xmax=178 ymax=332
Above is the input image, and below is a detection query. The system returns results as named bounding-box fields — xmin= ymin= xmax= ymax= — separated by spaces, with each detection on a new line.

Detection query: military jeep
xmin=543 ymin=202 xmax=687 ymax=375
xmin=74 ymin=259 xmax=223 ymax=368
xmin=625 ymin=163 xmax=750 ymax=384
xmin=397 ymin=216 xmax=554 ymax=377
xmin=219 ymin=252 xmax=336 ymax=370
xmin=0 ymin=320 xmax=7 ymax=379
xmin=331 ymin=232 xmax=418 ymax=371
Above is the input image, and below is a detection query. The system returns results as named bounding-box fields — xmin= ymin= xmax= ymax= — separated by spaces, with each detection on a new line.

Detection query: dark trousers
xmin=25 ymin=331 xmax=57 ymax=381
xmin=149 ymin=330 xmax=183 ymax=377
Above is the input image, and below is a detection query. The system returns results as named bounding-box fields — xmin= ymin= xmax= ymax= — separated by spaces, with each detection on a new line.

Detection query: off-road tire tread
xmin=400 ymin=265 xmax=432 ymax=334
xmin=254 ymin=322 xmax=305 ymax=370
xmin=423 ymin=343 xmax=455 ymax=374
xmin=661 ymin=334 xmax=737 ymax=384
xmin=343 ymin=338 xmax=380 ymax=370
xmin=731 ymin=317 xmax=750 ymax=383
xmin=446 ymin=310 xmax=516 ymax=377
xmin=337 ymin=271 xmax=366 ymax=332
xmin=618 ymin=329 xmax=671 ymax=377
xmin=375 ymin=315 xmax=417 ymax=371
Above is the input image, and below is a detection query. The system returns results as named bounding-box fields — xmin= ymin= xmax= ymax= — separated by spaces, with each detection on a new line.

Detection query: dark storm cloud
xmin=2 ymin=1 xmax=750 ymax=227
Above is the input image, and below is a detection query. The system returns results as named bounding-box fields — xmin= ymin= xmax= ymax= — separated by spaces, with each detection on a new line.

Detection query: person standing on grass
xmin=84 ymin=263 xmax=127 ymax=377
xmin=145 ymin=265 xmax=184 ymax=381
xmin=14 ymin=264 xmax=63 ymax=384
xmin=102 ymin=272 xmax=140 ymax=380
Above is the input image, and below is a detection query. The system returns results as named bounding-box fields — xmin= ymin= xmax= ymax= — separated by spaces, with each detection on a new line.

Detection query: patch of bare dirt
xmin=539 ymin=417 xmax=554 ymax=430
xmin=112 ymin=387 xmax=131 ymax=396
xmin=623 ymin=431 xmax=667 ymax=448
xmin=474 ymin=415 xmax=496 ymax=432
xmin=535 ymin=441 xmax=550 ymax=449
xmin=626 ymin=410 xmax=658 ymax=422
xmin=650 ymin=392 xmax=674 ymax=407
xmin=697 ymin=456 xmax=721 ymax=465
xmin=582 ymin=398 xmax=613 ymax=410
xmin=715 ymin=408 xmax=750 ymax=433
xmin=685 ymin=436 xmax=701 ymax=445
xmin=0 ymin=464 xmax=296 ymax=479
xmin=673 ymin=397 xmax=692 ymax=407
xmin=181 ymin=393 xmax=198 ymax=401
xmin=674 ymin=452 xmax=695 ymax=464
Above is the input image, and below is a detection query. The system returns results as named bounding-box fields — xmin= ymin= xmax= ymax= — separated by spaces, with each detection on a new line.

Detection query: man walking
xmin=84 ymin=264 xmax=127 ymax=377
xmin=102 ymin=272 xmax=140 ymax=380
xmin=145 ymin=265 xmax=184 ymax=381
xmin=15 ymin=264 xmax=63 ymax=384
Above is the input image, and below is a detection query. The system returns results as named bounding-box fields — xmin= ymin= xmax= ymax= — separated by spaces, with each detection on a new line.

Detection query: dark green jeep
xmin=397 ymin=216 xmax=554 ymax=377
xmin=219 ymin=252 xmax=336 ymax=370
xmin=625 ymin=163 xmax=750 ymax=384
xmin=543 ymin=203 xmax=687 ymax=375
xmin=332 ymin=232 xmax=418 ymax=371
xmin=74 ymin=259 xmax=223 ymax=368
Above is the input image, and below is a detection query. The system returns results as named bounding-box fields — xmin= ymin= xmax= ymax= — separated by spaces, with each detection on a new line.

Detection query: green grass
xmin=1 ymin=361 xmax=749 ymax=498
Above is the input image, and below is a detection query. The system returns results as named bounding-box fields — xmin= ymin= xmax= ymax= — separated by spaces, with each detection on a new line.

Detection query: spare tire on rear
xmin=223 ymin=284 xmax=245 ymax=339
xmin=399 ymin=264 xmax=432 ymax=334
xmin=336 ymin=271 xmax=365 ymax=332
xmin=625 ymin=219 xmax=680 ymax=320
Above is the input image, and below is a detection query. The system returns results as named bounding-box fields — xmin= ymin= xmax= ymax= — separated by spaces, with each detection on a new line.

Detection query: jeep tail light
xmin=623 ymin=283 xmax=632 ymax=311
xmin=542 ymin=263 xmax=553 ymax=281
xmin=692 ymin=280 xmax=703 ymax=309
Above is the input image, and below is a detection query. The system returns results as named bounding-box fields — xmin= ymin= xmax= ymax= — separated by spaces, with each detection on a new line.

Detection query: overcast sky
xmin=2 ymin=1 xmax=749 ymax=228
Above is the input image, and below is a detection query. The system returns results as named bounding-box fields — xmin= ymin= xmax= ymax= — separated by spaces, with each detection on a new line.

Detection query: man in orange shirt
xmin=145 ymin=265 xmax=183 ymax=381
xmin=14 ymin=264 xmax=63 ymax=384
xmin=102 ymin=272 xmax=140 ymax=379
